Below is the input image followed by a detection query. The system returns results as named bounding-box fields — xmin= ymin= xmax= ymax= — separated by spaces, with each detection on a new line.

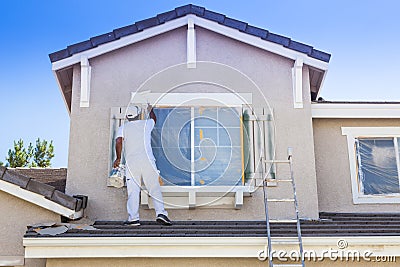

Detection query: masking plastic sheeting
xmin=151 ymin=107 xmax=243 ymax=186
xmin=194 ymin=107 xmax=242 ymax=186
xmin=356 ymin=138 xmax=400 ymax=195
xmin=152 ymin=108 xmax=191 ymax=186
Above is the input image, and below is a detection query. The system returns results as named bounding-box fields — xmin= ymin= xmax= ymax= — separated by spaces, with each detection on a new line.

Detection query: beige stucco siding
xmin=0 ymin=191 xmax=59 ymax=267
xmin=313 ymin=118 xmax=400 ymax=213
xmin=66 ymin=26 xmax=319 ymax=221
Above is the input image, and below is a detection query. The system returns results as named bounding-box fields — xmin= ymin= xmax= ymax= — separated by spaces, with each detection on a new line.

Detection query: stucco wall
xmin=46 ymin=257 xmax=399 ymax=267
xmin=66 ymin=26 xmax=319 ymax=221
xmin=0 ymin=191 xmax=59 ymax=267
xmin=313 ymin=118 xmax=400 ymax=213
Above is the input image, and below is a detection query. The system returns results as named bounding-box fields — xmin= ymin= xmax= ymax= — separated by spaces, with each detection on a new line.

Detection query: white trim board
xmin=130 ymin=92 xmax=253 ymax=106
xmin=52 ymin=15 xmax=328 ymax=72
xmin=0 ymin=180 xmax=83 ymax=219
xmin=0 ymin=256 xmax=24 ymax=266
xmin=312 ymin=103 xmax=400 ymax=118
xmin=342 ymin=127 xmax=400 ymax=204
xmin=24 ymin=236 xmax=400 ymax=258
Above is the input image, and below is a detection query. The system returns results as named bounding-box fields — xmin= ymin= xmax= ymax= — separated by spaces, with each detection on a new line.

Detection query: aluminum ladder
xmin=261 ymin=147 xmax=305 ymax=267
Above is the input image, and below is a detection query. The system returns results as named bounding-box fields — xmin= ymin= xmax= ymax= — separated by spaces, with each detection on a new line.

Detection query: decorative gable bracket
xmin=187 ymin=18 xmax=197 ymax=68
xmin=80 ymin=56 xmax=91 ymax=107
xmin=292 ymin=57 xmax=304 ymax=109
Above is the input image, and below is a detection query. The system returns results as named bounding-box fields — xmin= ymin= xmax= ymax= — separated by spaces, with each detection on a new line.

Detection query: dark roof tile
xmin=135 ymin=17 xmax=159 ymax=31
xmin=202 ymin=10 xmax=225 ymax=23
xmin=26 ymin=179 xmax=55 ymax=199
xmin=223 ymin=17 xmax=247 ymax=32
xmin=113 ymin=24 xmax=139 ymax=39
xmin=245 ymin=25 xmax=268 ymax=39
xmin=90 ymin=32 xmax=117 ymax=47
xmin=2 ymin=169 xmax=31 ymax=188
xmin=11 ymin=168 xmax=67 ymax=192
xmin=49 ymin=49 xmax=70 ymax=63
xmin=51 ymin=190 xmax=78 ymax=210
xmin=288 ymin=40 xmax=313 ymax=55
xmin=310 ymin=49 xmax=331 ymax=63
xmin=0 ymin=166 xmax=6 ymax=178
xmin=264 ymin=32 xmax=290 ymax=47
xmin=0 ymin=168 xmax=85 ymax=212
xmin=175 ymin=4 xmax=192 ymax=17
xmin=67 ymin=40 xmax=93 ymax=55
xmin=157 ymin=10 xmax=177 ymax=24
xmin=189 ymin=4 xmax=205 ymax=16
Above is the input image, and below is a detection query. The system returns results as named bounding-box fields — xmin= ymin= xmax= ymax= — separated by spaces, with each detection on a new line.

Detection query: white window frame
xmin=342 ymin=127 xmax=400 ymax=204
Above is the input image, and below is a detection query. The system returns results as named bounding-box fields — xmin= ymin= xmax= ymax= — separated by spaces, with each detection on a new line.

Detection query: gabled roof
xmin=0 ymin=166 xmax=85 ymax=219
xmin=49 ymin=4 xmax=330 ymax=64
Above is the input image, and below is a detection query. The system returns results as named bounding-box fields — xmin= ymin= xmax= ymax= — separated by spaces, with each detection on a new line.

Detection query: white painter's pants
xmin=125 ymin=159 xmax=168 ymax=221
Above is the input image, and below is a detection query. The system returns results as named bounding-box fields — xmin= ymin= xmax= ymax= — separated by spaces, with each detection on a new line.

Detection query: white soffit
xmin=52 ymin=15 xmax=328 ymax=72
xmin=312 ymin=103 xmax=400 ymax=118
xmin=24 ymin=236 xmax=400 ymax=258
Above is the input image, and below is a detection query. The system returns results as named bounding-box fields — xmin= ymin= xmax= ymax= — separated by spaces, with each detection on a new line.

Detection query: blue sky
xmin=0 ymin=0 xmax=399 ymax=167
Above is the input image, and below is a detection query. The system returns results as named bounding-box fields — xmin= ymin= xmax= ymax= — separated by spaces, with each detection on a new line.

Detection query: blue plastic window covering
xmin=356 ymin=138 xmax=400 ymax=195
xmin=151 ymin=107 xmax=243 ymax=186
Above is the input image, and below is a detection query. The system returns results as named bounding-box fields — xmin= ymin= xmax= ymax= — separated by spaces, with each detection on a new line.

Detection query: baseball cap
xmin=126 ymin=105 xmax=142 ymax=120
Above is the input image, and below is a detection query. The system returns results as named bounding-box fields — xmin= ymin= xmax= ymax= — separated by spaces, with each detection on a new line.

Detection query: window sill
xmin=140 ymin=185 xmax=254 ymax=210
xmin=353 ymin=194 xmax=400 ymax=204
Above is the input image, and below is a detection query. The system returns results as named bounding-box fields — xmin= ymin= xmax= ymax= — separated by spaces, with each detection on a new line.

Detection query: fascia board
xmin=0 ymin=180 xmax=81 ymax=219
xmin=24 ymin=236 xmax=400 ymax=258
xmin=312 ymin=103 xmax=400 ymax=118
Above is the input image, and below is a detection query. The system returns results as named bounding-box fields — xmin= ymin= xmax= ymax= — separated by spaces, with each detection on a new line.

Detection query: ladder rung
xmin=266 ymin=179 xmax=292 ymax=182
xmin=264 ymin=160 xmax=290 ymax=163
xmin=268 ymin=198 xmax=295 ymax=202
xmin=271 ymin=240 xmax=300 ymax=245
xmin=269 ymin=219 xmax=297 ymax=223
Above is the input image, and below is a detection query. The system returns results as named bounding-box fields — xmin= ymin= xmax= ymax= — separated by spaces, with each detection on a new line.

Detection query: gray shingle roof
xmin=0 ymin=166 xmax=83 ymax=211
xmin=49 ymin=4 xmax=331 ymax=63
xmin=10 ymin=168 xmax=66 ymax=192
xmin=24 ymin=212 xmax=400 ymax=238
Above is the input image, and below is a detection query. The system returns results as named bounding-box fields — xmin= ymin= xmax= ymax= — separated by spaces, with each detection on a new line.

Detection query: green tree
xmin=31 ymin=138 xmax=54 ymax=167
xmin=6 ymin=139 xmax=33 ymax=168
xmin=4 ymin=138 xmax=55 ymax=168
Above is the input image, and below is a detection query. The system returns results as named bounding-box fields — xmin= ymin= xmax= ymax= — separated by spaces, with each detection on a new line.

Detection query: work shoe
xmin=156 ymin=214 xmax=172 ymax=226
xmin=123 ymin=220 xmax=140 ymax=226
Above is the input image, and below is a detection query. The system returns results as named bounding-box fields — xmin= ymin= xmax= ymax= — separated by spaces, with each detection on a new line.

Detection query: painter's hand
xmin=113 ymin=158 xmax=121 ymax=168
xmin=147 ymin=104 xmax=153 ymax=113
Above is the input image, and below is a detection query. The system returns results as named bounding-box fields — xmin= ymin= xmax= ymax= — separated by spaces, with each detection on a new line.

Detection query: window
xmin=152 ymin=107 xmax=244 ymax=187
xmin=342 ymin=127 xmax=400 ymax=203
xmin=109 ymin=93 xmax=261 ymax=208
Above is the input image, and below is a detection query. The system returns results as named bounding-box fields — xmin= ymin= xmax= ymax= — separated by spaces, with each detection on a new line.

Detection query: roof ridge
xmin=49 ymin=4 xmax=331 ymax=63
